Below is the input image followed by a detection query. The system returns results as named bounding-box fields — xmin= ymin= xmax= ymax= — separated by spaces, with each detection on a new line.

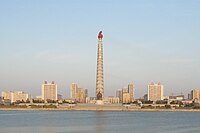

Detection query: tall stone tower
xmin=96 ymin=31 xmax=104 ymax=101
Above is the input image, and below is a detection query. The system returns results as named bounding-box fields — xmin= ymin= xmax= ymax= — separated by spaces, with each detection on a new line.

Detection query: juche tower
xmin=96 ymin=31 xmax=104 ymax=102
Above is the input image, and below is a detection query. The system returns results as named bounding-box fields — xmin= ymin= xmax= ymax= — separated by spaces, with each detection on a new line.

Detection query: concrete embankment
xmin=0 ymin=104 xmax=200 ymax=112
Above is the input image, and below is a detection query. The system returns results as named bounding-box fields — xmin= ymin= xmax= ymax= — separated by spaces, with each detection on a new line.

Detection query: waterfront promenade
xmin=1 ymin=104 xmax=200 ymax=112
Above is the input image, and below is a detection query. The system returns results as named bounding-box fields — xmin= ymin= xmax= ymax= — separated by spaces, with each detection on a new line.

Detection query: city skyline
xmin=1 ymin=1 xmax=200 ymax=98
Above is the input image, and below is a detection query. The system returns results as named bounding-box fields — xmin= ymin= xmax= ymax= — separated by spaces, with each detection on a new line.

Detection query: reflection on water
xmin=46 ymin=127 xmax=55 ymax=133
xmin=95 ymin=112 xmax=105 ymax=133
xmin=0 ymin=111 xmax=200 ymax=133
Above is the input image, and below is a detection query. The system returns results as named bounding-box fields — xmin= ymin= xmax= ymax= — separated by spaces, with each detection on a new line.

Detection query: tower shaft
xmin=96 ymin=32 xmax=104 ymax=100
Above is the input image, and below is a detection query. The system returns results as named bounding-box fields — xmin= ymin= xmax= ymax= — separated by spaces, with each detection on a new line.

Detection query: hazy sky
xmin=0 ymin=0 xmax=200 ymax=98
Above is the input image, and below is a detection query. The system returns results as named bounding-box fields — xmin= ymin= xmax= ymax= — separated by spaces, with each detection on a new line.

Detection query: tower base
xmin=96 ymin=100 xmax=104 ymax=105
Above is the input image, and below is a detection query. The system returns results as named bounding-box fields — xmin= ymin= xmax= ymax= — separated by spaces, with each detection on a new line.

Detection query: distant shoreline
xmin=1 ymin=103 xmax=200 ymax=112
xmin=1 ymin=108 xmax=200 ymax=112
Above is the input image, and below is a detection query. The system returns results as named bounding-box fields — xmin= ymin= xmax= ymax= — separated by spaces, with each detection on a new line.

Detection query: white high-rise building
xmin=70 ymin=83 xmax=88 ymax=103
xmin=119 ymin=83 xmax=135 ymax=104
xmin=191 ymin=89 xmax=200 ymax=102
xmin=42 ymin=81 xmax=58 ymax=101
xmin=116 ymin=89 xmax=122 ymax=103
xmin=128 ymin=83 xmax=134 ymax=101
xmin=147 ymin=82 xmax=164 ymax=101
xmin=70 ymin=83 xmax=78 ymax=99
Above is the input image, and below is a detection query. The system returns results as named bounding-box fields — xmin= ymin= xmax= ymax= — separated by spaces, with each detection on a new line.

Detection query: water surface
xmin=0 ymin=111 xmax=199 ymax=133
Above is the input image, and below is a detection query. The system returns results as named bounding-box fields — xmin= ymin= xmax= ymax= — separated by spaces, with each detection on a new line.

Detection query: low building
xmin=144 ymin=94 xmax=148 ymax=101
xmin=32 ymin=97 xmax=44 ymax=103
xmin=63 ymin=99 xmax=75 ymax=104
xmin=168 ymin=95 xmax=184 ymax=101
xmin=2 ymin=99 xmax=11 ymax=105
xmin=1 ymin=91 xmax=13 ymax=102
xmin=36 ymin=96 xmax=42 ymax=99
xmin=182 ymin=100 xmax=193 ymax=105
xmin=0 ymin=97 xmax=3 ymax=104
xmin=188 ymin=93 xmax=192 ymax=100
xmin=86 ymin=97 xmax=96 ymax=104
xmin=13 ymin=91 xmax=31 ymax=102
xmin=1 ymin=91 xmax=31 ymax=103
xmin=104 ymin=96 xmax=119 ymax=104
xmin=57 ymin=94 xmax=63 ymax=101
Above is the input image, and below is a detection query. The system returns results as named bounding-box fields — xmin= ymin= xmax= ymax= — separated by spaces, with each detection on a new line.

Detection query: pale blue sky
xmin=0 ymin=0 xmax=200 ymax=98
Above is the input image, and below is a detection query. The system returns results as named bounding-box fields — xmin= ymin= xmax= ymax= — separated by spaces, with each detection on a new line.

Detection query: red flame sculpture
xmin=98 ymin=31 xmax=103 ymax=39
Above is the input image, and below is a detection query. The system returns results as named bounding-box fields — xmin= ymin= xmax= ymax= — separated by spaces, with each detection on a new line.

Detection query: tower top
xmin=98 ymin=31 xmax=103 ymax=39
